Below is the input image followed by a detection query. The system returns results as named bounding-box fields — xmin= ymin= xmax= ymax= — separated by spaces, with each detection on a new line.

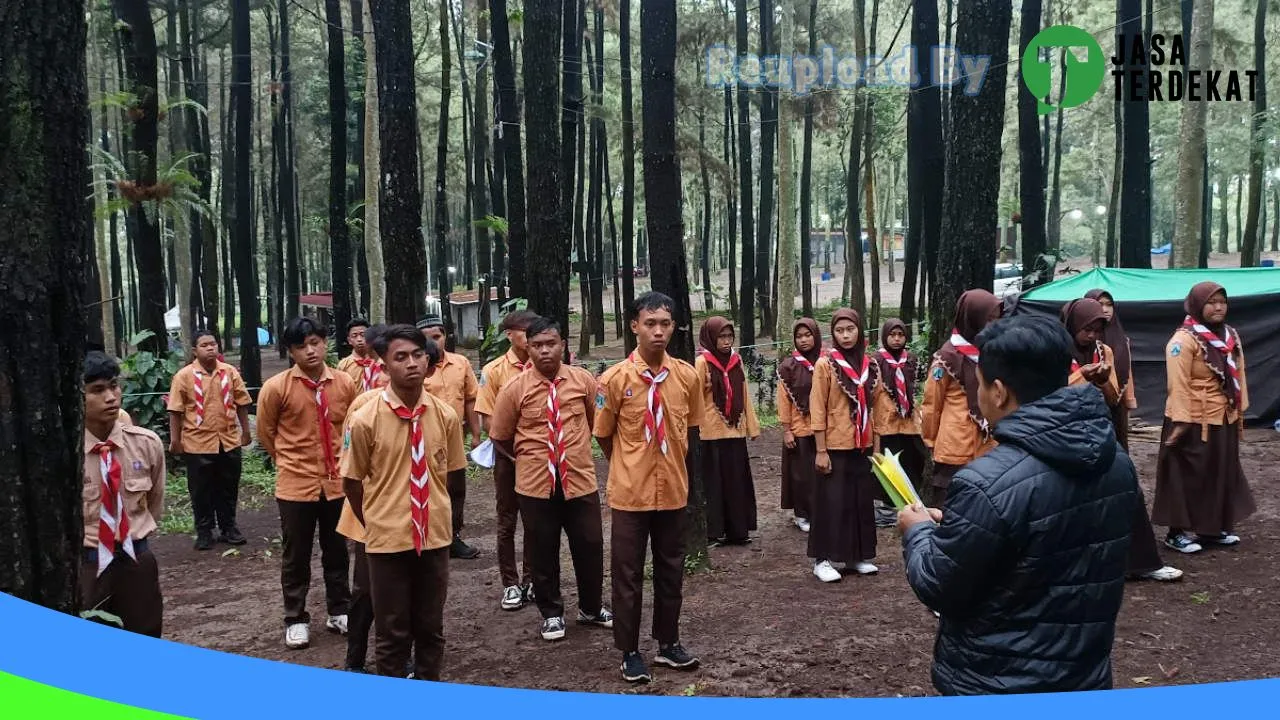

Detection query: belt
xmin=82 ymin=537 xmax=149 ymax=564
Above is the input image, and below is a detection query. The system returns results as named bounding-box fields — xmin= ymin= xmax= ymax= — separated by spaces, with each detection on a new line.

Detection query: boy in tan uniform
xmin=475 ymin=309 xmax=539 ymax=609
xmin=167 ymin=330 xmax=253 ymax=550
xmin=342 ymin=325 xmax=466 ymax=680
xmin=417 ymin=314 xmax=482 ymax=559
xmin=338 ymin=318 xmax=388 ymax=392
xmin=489 ymin=316 xmax=613 ymax=642
xmin=82 ymin=351 xmax=166 ymax=637
xmin=594 ymin=292 xmax=703 ymax=683
xmin=258 ymin=317 xmax=356 ymax=650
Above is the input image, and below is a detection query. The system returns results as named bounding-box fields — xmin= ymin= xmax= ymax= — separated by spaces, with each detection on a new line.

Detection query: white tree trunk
xmin=1172 ymin=0 xmax=1214 ymax=268
xmin=774 ymin=0 xmax=797 ymax=340
xmin=363 ymin=0 xmax=386 ymax=323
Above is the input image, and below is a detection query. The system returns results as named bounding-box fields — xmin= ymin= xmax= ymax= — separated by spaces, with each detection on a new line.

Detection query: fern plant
xmin=90 ymin=146 xmax=214 ymax=232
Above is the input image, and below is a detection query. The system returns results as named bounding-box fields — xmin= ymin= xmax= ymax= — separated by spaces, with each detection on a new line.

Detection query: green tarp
xmin=1021 ymin=267 xmax=1280 ymax=302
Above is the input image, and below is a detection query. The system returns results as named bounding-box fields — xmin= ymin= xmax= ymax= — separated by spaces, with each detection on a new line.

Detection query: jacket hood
xmin=992 ymin=384 xmax=1118 ymax=477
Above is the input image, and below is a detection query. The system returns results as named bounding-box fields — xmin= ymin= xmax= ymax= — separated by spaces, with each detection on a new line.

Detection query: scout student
xmin=417 ymin=314 xmax=482 ymax=560
xmin=82 ymin=351 xmax=166 ymax=637
xmin=872 ymin=318 xmax=926 ymax=509
xmin=341 ymin=325 xmax=466 ymax=680
xmin=1085 ymin=289 xmax=1139 ymax=447
xmin=594 ymin=291 xmax=702 ymax=683
xmin=1153 ymin=282 xmax=1256 ymax=554
xmin=338 ymin=317 xmax=388 ymax=393
xmin=695 ymin=316 xmax=760 ymax=546
xmin=777 ymin=318 xmax=823 ymax=533
xmin=1061 ymin=297 xmax=1182 ymax=583
xmin=167 ymin=330 xmax=253 ymax=550
xmin=258 ymin=317 xmax=356 ymax=650
xmin=475 ymin=309 xmax=540 ymax=610
xmin=488 ymin=316 xmax=614 ymax=642
xmin=809 ymin=309 xmax=881 ymax=583
xmin=922 ymin=289 xmax=1002 ymax=505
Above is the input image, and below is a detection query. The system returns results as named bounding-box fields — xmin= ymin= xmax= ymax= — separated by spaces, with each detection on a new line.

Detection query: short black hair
xmin=630 ymin=291 xmax=675 ymax=321
xmin=363 ymin=323 xmax=387 ymax=348
xmin=501 ymin=310 xmax=539 ymax=332
xmin=83 ymin=351 xmax=120 ymax=384
xmin=346 ymin=317 xmax=371 ymax=335
xmin=525 ymin=315 xmax=562 ymax=341
xmin=192 ymin=329 xmax=218 ymax=347
xmin=282 ymin=316 xmax=327 ymax=348
xmin=370 ymin=323 xmax=438 ymax=369
xmin=976 ymin=315 xmax=1072 ymax=405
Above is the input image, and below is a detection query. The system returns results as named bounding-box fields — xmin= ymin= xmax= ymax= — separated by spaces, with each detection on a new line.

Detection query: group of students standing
xmin=74 ymin=277 xmax=1254 ymax=687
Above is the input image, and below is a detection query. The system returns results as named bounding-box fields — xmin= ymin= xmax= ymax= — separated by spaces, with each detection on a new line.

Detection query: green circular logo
xmin=1021 ymin=25 xmax=1106 ymax=114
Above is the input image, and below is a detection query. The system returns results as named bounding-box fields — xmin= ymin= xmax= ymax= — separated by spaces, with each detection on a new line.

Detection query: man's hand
xmin=815 ymin=450 xmax=831 ymax=475
xmin=240 ymin=429 xmax=253 ymax=448
xmin=1163 ymin=424 xmax=1188 ymax=447
xmin=897 ymin=503 xmax=937 ymax=534
xmin=783 ymin=430 xmax=796 ymax=449
xmin=168 ymin=439 xmax=181 ymax=455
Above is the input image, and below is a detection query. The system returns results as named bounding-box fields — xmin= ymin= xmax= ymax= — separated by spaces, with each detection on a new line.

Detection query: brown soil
xmin=154 ymin=427 xmax=1280 ymax=697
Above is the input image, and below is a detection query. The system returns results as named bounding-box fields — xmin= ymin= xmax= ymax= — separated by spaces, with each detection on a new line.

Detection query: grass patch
xmin=160 ymin=471 xmax=194 ymax=536
xmin=757 ymin=407 xmax=781 ymax=429
xmin=240 ymin=449 xmax=277 ymax=507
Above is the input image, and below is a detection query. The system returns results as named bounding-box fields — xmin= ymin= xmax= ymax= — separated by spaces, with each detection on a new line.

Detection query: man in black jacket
xmin=898 ymin=315 xmax=1138 ymax=695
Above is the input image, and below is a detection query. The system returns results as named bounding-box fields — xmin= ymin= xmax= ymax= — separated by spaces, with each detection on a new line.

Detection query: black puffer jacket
xmin=902 ymin=383 xmax=1138 ymax=696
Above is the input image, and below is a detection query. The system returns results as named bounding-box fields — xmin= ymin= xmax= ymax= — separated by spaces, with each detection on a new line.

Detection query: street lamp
xmin=1094 ymin=204 xmax=1106 ymax=216
xmin=1069 ymin=208 xmax=1083 ymax=221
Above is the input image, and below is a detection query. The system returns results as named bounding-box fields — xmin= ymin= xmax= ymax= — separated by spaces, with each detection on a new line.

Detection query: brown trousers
xmin=79 ymin=544 xmax=163 ymax=638
xmin=447 ymin=468 xmax=467 ymax=535
xmin=277 ymin=497 xmax=350 ymax=625
xmin=345 ymin=540 xmax=374 ymax=669
xmin=517 ymin=487 xmax=605 ymax=619
xmin=611 ymin=508 xmax=686 ymax=653
xmin=367 ymin=548 xmax=449 ymax=680
xmin=493 ymin=454 xmax=532 ymax=587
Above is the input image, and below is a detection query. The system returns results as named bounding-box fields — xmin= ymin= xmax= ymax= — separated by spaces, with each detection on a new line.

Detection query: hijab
xmin=1060 ymin=297 xmax=1109 ymax=369
xmin=935 ymin=289 xmax=1001 ymax=428
xmin=1084 ymin=289 xmax=1131 ymax=390
xmin=875 ymin=317 xmax=917 ymax=416
xmin=828 ymin=308 xmax=878 ymax=408
xmin=698 ymin=316 xmax=746 ymax=426
xmin=777 ymin=318 xmax=822 ymax=416
xmin=1183 ymin=281 xmax=1240 ymax=404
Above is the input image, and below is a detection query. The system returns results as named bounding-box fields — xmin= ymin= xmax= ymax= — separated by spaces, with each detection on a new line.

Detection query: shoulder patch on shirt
xmin=343 ymin=427 xmax=352 ymax=450
xmin=1170 ymin=343 xmax=1182 ymax=357
xmin=624 ymin=388 xmax=633 ymax=398
xmin=932 ymin=367 xmax=945 ymax=381
xmin=595 ymin=386 xmax=607 ymax=410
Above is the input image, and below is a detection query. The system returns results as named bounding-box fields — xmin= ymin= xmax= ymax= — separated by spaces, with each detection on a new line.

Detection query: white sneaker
xmin=285 ymin=623 xmax=310 ymax=649
xmin=794 ymin=517 xmax=811 ymax=533
xmin=325 ymin=614 xmax=349 ymax=635
xmin=813 ymin=560 xmax=841 ymax=583
xmin=1142 ymin=566 xmax=1184 ymax=582
xmin=501 ymin=585 xmax=525 ymax=611
xmin=854 ymin=561 xmax=879 ymax=575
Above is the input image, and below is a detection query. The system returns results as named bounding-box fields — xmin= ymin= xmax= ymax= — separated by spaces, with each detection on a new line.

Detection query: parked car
xmin=994 ymin=262 xmax=1023 ymax=299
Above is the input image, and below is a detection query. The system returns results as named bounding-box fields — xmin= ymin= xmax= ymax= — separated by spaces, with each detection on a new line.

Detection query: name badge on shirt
xmin=132 ymin=460 xmax=144 ymax=472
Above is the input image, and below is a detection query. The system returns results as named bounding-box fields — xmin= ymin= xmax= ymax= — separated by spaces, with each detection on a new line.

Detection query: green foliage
xmin=159 ymin=472 xmax=194 ymax=535
xmin=90 ymin=146 xmax=214 ymax=234
xmin=479 ymin=297 xmax=528 ymax=365
xmin=80 ymin=609 xmax=124 ymax=629
xmin=472 ymin=214 xmax=509 ymax=237
xmin=119 ymin=331 xmax=184 ymax=439
xmin=240 ymin=449 xmax=277 ymax=502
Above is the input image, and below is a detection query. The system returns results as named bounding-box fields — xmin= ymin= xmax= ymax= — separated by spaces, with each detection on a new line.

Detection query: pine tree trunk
xmin=903 ymin=0 xmax=943 ymax=327
xmin=846 ymin=0 xmax=868 ymax=321
xmin=1271 ymin=186 xmax=1279 ymax=252
xmin=1171 ymin=0 xmax=1214 ymax=268
xmin=799 ymin=0 xmax=818 ymax=319
xmin=734 ymin=0 xmax=756 ymax=351
xmin=1017 ymin=0 xmax=1046 ymax=270
xmin=775 ymin=3 xmax=797 ymax=340
xmin=491 ymin=0 xmax=527 ymax=301
xmin=230 ymin=0 xmax=260 ymax=385
xmin=725 ymin=86 xmax=739 ymax=321
xmin=1046 ymin=50 xmax=1067 ymax=252
xmin=361 ymin=0 xmax=384 ymax=323
xmin=700 ymin=99 xmax=715 ymax=313
xmin=1105 ymin=92 xmax=1121 ymax=267
xmin=619 ymin=0 xmax=637 ymax=351
xmin=325 ymin=0 xmax=353 ymax=353
xmin=1118 ymin=0 xmax=1151 ymax=268
xmin=1218 ymin=172 xmax=1230 ymax=254
xmin=589 ymin=3 xmax=606 ymax=346
xmin=755 ymin=0 xmax=777 ymax=336
xmin=864 ymin=136 xmax=881 ymax=330
xmin=604 ymin=149 xmax=623 ymax=339
xmin=1235 ymin=174 xmax=1244 ymax=253
xmin=279 ymin=0 xmax=301 ymax=318
xmin=473 ymin=0 xmax=492 ymax=339
xmin=434 ymin=0 xmax=455 ymax=339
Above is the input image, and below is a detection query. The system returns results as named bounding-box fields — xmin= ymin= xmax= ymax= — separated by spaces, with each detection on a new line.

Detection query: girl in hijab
xmin=1065 ymin=293 xmax=1183 ymax=583
xmin=809 ymin=309 xmax=880 ymax=583
xmin=695 ymin=317 xmax=760 ymax=546
xmin=776 ymin=318 xmax=822 ymax=533
xmin=1153 ymin=282 xmax=1256 ymax=553
xmin=921 ymin=289 xmax=1002 ymax=506
xmin=1085 ymin=289 xmax=1138 ymax=448
xmin=872 ymin=319 xmax=925 ymax=502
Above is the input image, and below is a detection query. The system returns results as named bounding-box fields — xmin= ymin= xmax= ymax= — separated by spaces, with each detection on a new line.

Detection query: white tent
xmin=165 ymin=306 xmax=208 ymax=332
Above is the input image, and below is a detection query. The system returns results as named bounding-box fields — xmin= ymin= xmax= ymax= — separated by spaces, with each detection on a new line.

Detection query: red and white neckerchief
xmin=91 ymin=440 xmax=135 ymax=576
xmin=634 ymin=353 xmax=670 ymax=455
xmin=877 ymin=348 xmax=912 ymax=417
xmin=828 ymin=349 xmax=873 ymax=448
xmin=386 ymin=392 xmax=430 ymax=554
xmin=1070 ymin=342 xmax=1103 ymax=374
xmin=699 ymin=349 xmax=742 ymax=419
xmin=790 ymin=350 xmax=817 ymax=373
xmin=949 ymin=330 xmax=980 ymax=363
xmin=544 ymin=376 xmax=567 ymax=494
xmin=298 ymin=375 xmax=339 ymax=480
xmin=193 ymin=367 xmax=234 ymax=426
xmin=1183 ymin=316 xmax=1243 ymax=407
xmin=354 ymin=356 xmax=384 ymax=392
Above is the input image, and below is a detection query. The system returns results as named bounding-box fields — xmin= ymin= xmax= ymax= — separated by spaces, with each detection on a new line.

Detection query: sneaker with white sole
xmin=501 ymin=585 xmax=525 ymax=611
xmin=854 ymin=561 xmax=879 ymax=576
xmin=813 ymin=560 xmax=841 ymax=583
xmin=793 ymin=516 xmax=811 ymax=533
xmin=1198 ymin=532 xmax=1241 ymax=546
xmin=621 ymin=652 xmax=652 ymax=683
xmin=655 ymin=643 xmax=700 ymax=670
xmin=285 ymin=623 xmax=310 ymax=649
xmin=577 ymin=608 xmax=614 ymax=628
xmin=1140 ymin=565 xmax=1184 ymax=582
xmin=1165 ymin=534 xmax=1203 ymax=554
xmin=540 ymin=616 xmax=566 ymax=641
xmin=325 ymin=614 xmax=349 ymax=635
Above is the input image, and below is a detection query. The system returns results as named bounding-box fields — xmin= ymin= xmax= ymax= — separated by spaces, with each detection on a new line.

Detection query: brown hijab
xmin=698 ymin=316 xmax=746 ymax=426
xmin=1183 ymin=281 xmax=1241 ymax=405
xmin=1084 ymin=289 xmax=1131 ymax=390
xmin=828 ymin=308 xmax=878 ymax=405
xmin=875 ymin=317 xmax=917 ymax=416
xmin=1060 ymin=297 xmax=1109 ymax=368
xmin=777 ymin=318 xmax=822 ymax=416
xmin=935 ymin=289 xmax=1001 ymax=428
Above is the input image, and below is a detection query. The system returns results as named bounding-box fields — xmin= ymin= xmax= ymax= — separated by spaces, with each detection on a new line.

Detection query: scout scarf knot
xmin=387 ymin=393 xmax=431 ymax=554
xmin=91 ymin=440 xmax=136 ymax=576
xmin=354 ymin=356 xmax=384 ymax=392
xmin=877 ymin=348 xmax=913 ymax=418
xmin=699 ymin=348 xmax=744 ymax=426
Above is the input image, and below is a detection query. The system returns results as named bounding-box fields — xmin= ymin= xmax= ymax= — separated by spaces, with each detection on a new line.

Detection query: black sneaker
xmin=655 ymin=643 xmax=700 ymax=670
xmin=219 ymin=527 xmax=247 ymax=546
xmin=522 ymin=583 xmax=536 ymax=603
xmin=577 ymin=608 xmax=614 ymax=628
xmin=450 ymin=535 xmax=480 ymax=559
xmin=194 ymin=533 xmax=214 ymax=551
xmin=620 ymin=651 xmax=652 ymax=683
xmin=344 ymin=666 xmax=369 ymax=674
xmin=540 ymin=616 xmax=566 ymax=641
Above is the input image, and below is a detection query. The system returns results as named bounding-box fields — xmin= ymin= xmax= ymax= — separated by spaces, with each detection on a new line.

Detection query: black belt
xmin=83 ymin=537 xmax=149 ymax=564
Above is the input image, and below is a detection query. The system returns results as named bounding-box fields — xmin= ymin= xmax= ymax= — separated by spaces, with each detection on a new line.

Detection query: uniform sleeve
xmin=742 ymin=388 xmax=760 ymax=439
xmin=1236 ymin=334 xmax=1249 ymax=416
xmin=1099 ymin=345 xmax=1121 ymax=407
xmin=921 ymin=362 xmax=947 ymax=446
xmin=1164 ymin=333 xmax=1196 ymax=424
xmin=808 ymin=360 xmax=830 ymax=433
xmin=339 ymin=412 xmax=373 ymax=482
xmin=256 ymin=379 xmax=281 ymax=457
xmin=776 ymin=377 xmax=794 ymax=426
xmin=487 ymin=380 xmax=520 ymax=443
xmin=337 ymin=355 xmax=355 ymax=373
xmin=686 ymin=365 xmax=704 ymax=429
xmin=446 ymin=408 xmax=467 ymax=472
xmin=166 ymin=370 xmax=186 ymax=413
xmin=463 ymin=359 xmax=480 ymax=402
xmin=592 ymin=371 xmax=619 ymax=439
xmin=232 ymin=368 xmax=253 ymax=406
xmin=147 ymin=436 xmax=166 ymax=524
xmin=475 ymin=365 xmax=500 ymax=416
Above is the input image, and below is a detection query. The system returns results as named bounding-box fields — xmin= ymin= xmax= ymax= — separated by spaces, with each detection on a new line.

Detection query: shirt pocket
xmin=123 ymin=473 xmax=154 ymax=515
xmin=83 ymin=476 xmax=102 ymax=521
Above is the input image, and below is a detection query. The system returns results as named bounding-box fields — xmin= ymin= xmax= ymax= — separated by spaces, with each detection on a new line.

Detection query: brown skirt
xmin=703 ymin=438 xmax=757 ymax=542
xmin=807 ymin=449 xmax=877 ymax=564
xmin=1111 ymin=404 xmax=1131 ymax=452
xmin=929 ymin=463 xmax=963 ymax=507
xmin=1152 ymin=420 xmax=1256 ymax=535
xmin=1126 ymin=485 xmax=1165 ymax=575
xmin=878 ymin=434 xmax=927 ymax=505
xmin=781 ymin=435 xmax=816 ymax=519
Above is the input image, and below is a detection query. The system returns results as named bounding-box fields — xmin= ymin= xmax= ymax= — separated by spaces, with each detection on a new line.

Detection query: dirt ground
xmin=152 ymin=425 xmax=1280 ymax=697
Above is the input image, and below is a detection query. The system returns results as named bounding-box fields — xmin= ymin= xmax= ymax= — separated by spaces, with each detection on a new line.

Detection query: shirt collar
xmin=382 ymin=388 xmax=429 ymax=412
xmin=84 ymin=420 xmax=126 ymax=455
xmin=289 ymin=364 xmax=335 ymax=383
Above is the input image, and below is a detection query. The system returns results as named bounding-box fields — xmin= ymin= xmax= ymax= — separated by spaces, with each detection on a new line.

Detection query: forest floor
xmin=152 ymin=426 xmax=1280 ymax=697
